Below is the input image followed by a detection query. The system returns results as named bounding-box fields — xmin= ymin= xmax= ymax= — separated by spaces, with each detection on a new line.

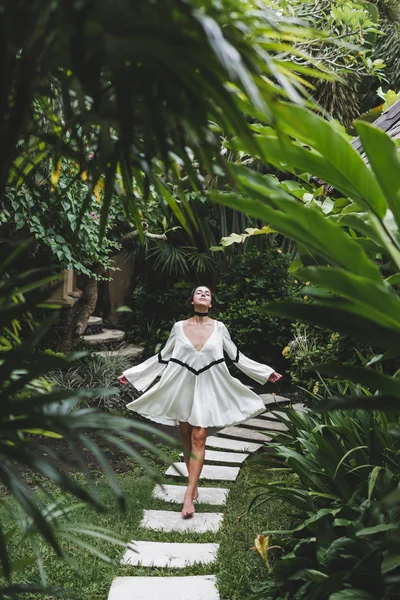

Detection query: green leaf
xmin=329 ymin=590 xmax=374 ymax=600
xmin=19 ymin=429 xmax=63 ymax=438
xmin=386 ymin=273 xmax=400 ymax=285
xmin=263 ymin=301 xmax=400 ymax=356
xmin=299 ymin=266 xmax=400 ymax=332
xmin=368 ymin=466 xmax=382 ymax=500
xmin=289 ymin=258 xmax=303 ymax=273
xmin=356 ymin=121 xmax=400 ymax=231
xmin=333 ymin=446 xmax=368 ymax=480
xmin=315 ymin=364 xmax=400 ymax=396
xmin=356 ymin=523 xmax=397 ymax=536
xmin=272 ymin=102 xmax=387 ymax=217
xmin=213 ymin=180 xmax=381 ymax=284
xmin=115 ymin=305 xmax=132 ymax=313
xmin=382 ymin=553 xmax=400 ymax=574
xmin=304 ymin=569 xmax=328 ymax=582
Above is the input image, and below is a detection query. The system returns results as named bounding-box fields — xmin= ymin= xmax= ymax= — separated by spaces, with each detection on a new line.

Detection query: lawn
xmin=1 ymin=447 xmax=293 ymax=600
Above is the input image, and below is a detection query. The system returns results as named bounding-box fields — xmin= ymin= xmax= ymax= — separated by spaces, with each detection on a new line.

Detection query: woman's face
xmin=192 ymin=287 xmax=212 ymax=309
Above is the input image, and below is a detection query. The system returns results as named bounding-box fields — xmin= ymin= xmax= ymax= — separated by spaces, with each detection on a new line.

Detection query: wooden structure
xmin=49 ymin=269 xmax=82 ymax=306
xmin=352 ymin=100 xmax=400 ymax=161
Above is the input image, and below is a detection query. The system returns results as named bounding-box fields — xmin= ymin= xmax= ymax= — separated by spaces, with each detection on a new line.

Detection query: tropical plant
xmin=0 ymin=244 xmax=174 ymax=596
xmin=47 ymin=351 xmax=139 ymax=412
xmin=0 ymin=159 xmax=174 ymax=353
xmin=283 ymin=323 xmax=375 ymax=393
xmin=369 ymin=0 xmax=400 ymax=100
xmin=1 ymin=166 xmax=123 ymax=278
xmin=214 ymin=100 xmax=400 ymax=408
xmin=2 ymin=0 xmax=339 ymax=237
xmin=209 ymin=88 xmax=400 ymax=600
xmin=249 ymin=405 xmax=400 ymax=599
xmin=265 ymin=0 xmax=384 ymax=125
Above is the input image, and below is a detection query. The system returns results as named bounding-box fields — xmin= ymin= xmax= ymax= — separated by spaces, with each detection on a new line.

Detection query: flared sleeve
xmin=122 ymin=325 xmax=176 ymax=392
xmin=221 ymin=322 xmax=274 ymax=385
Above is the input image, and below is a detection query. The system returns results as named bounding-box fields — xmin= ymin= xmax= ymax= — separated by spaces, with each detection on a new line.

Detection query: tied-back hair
xmin=188 ymin=285 xmax=214 ymax=308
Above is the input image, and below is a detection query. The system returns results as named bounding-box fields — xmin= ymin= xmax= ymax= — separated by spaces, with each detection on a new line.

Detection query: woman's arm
xmin=118 ymin=324 xmax=177 ymax=391
xmin=221 ymin=323 xmax=282 ymax=384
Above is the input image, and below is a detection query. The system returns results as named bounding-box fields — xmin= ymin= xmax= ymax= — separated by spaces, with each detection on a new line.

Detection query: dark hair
xmin=188 ymin=285 xmax=213 ymax=304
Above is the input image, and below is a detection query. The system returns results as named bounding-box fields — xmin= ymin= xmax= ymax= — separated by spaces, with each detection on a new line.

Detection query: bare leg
xmin=179 ymin=422 xmax=198 ymax=501
xmin=182 ymin=426 xmax=207 ymax=518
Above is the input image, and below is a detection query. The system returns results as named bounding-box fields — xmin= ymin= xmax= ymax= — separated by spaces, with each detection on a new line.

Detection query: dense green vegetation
xmin=249 ymin=406 xmax=400 ymax=599
xmin=1 ymin=0 xmax=400 ymax=598
xmin=0 ymin=450 xmax=291 ymax=600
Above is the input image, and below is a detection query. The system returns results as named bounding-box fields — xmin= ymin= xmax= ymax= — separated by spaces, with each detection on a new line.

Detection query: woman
xmin=118 ymin=286 xmax=282 ymax=518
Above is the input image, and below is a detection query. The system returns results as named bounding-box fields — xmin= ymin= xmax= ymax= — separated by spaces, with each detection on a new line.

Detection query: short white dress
xmin=123 ymin=320 xmax=274 ymax=428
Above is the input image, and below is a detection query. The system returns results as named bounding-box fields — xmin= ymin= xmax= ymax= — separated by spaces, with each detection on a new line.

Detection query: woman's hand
xmin=118 ymin=375 xmax=129 ymax=385
xmin=269 ymin=372 xmax=283 ymax=384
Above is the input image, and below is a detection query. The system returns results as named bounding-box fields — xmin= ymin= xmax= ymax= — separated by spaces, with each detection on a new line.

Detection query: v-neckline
xmin=181 ymin=320 xmax=216 ymax=353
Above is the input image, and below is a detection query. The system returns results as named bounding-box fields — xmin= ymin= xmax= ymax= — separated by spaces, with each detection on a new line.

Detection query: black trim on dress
xmin=158 ymin=352 xmax=169 ymax=365
xmin=158 ymin=351 xmax=226 ymax=376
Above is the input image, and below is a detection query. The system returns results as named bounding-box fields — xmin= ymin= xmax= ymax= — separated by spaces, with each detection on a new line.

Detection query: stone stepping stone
xmin=259 ymin=410 xmax=286 ymax=421
xmin=153 ymin=484 xmax=229 ymax=506
xmin=242 ymin=418 xmax=288 ymax=432
xmin=206 ymin=435 xmax=261 ymax=453
xmin=88 ymin=315 xmax=103 ymax=326
xmin=180 ymin=449 xmax=248 ymax=465
xmin=83 ymin=327 xmax=125 ymax=345
xmin=260 ymin=393 xmax=290 ymax=407
xmin=166 ymin=463 xmax=239 ymax=482
xmin=122 ymin=540 xmax=219 ymax=568
xmin=141 ymin=510 xmax=223 ymax=533
xmin=259 ymin=405 xmax=305 ymax=420
xmin=108 ymin=575 xmax=219 ymax=600
xmin=218 ymin=426 xmax=270 ymax=443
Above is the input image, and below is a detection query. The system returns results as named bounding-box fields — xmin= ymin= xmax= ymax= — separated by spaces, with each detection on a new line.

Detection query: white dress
xmin=123 ymin=320 xmax=275 ymax=428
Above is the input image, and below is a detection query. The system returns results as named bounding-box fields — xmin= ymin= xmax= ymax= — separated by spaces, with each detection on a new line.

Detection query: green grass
xmin=1 ymin=450 xmax=293 ymax=600
xmin=216 ymin=455 xmax=295 ymax=600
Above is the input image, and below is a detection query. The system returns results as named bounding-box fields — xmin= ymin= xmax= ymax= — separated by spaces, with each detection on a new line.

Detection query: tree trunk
xmin=60 ymin=266 xmax=103 ymax=353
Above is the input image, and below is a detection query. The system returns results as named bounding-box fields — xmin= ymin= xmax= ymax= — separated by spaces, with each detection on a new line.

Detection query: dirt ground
xmin=28 ymin=421 xmax=180 ymax=479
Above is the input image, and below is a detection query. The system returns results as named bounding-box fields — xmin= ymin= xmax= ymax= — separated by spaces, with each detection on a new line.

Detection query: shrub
xmin=250 ymin=405 xmax=400 ymax=599
xmin=121 ymin=280 xmax=195 ymax=356
xmin=283 ymin=323 xmax=375 ymax=394
xmin=216 ymin=248 xmax=297 ymax=366
xmin=48 ymin=352 xmax=139 ymax=411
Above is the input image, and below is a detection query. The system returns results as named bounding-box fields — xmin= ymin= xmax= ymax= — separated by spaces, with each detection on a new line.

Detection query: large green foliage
xmin=215 ymin=100 xmax=400 ymax=409
xmin=0 ymin=245 xmax=174 ymax=595
xmin=210 ymin=91 xmax=400 ymax=600
xmin=265 ymin=0 xmax=384 ymax=125
xmin=1 ymin=164 xmax=122 ymax=277
xmin=250 ymin=406 xmax=400 ymax=599
xmin=1 ymin=0 xmax=334 ymax=238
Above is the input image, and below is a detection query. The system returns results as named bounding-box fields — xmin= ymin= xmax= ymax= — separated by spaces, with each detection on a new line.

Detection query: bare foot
xmin=182 ymin=493 xmax=195 ymax=519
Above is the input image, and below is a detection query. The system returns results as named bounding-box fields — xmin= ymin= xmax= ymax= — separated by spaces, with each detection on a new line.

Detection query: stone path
xmin=122 ymin=541 xmax=219 ymax=568
xmin=107 ymin=395 xmax=300 ymax=600
xmin=165 ymin=463 xmax=240 ymax=481
xmin=152 ymin=484 xmax=229 ymax=505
